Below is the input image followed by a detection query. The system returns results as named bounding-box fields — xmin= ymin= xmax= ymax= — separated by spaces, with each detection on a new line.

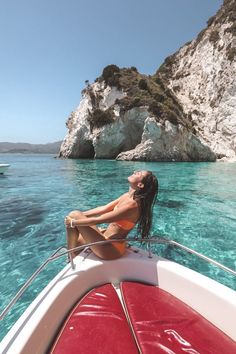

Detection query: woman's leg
xmin=66 ymin=226 xmax=86 ymax=259
xmin=66 ymin=210 xmax=123 ymax=260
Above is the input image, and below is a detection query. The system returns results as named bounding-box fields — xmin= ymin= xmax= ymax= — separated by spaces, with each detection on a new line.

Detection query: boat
xmin=0 ymin=164 xmax=10 ymax=174
xmin=0 ymin=237 xmax=235 ymax=353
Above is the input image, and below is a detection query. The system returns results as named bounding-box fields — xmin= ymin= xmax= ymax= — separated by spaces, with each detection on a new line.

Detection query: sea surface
xmin=0 ymin=154 xmax=236 ymax=340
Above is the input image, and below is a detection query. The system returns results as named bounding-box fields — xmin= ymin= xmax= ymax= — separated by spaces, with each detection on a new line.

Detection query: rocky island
xmin=60 ymin=0 xmax=236 ymax=162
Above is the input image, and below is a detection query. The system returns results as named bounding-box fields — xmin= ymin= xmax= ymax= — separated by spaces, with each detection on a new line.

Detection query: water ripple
xmin=0 ymin=154 xmax=236 ymax=341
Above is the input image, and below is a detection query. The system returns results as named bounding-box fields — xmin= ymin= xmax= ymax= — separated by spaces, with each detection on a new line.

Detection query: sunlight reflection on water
xmin=0 ymin=154 xmax=235 ymax=339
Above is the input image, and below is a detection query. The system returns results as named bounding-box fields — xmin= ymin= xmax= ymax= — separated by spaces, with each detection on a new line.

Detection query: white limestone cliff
xmin=59 ymin=81 xmax=151 ymax=159
xmin=60 ymin=82 xmax=126 ymax=158
xmin=60 ymin=0 xmax=235 ymax=162
xmin=117 ymin=118 xmax=215 ymax=161
xmin=164 ymin=0 xmax=236 ymax=161
xmin=59 ymin=93 xmax=93 ymax=158
xmin=92 ymin=107 xmax=149 ymax=158
xmin=59 ymin=79 xmax=216 ymax=161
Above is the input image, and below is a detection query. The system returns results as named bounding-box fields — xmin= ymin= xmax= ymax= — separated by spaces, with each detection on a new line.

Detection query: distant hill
xmin=0 ymin=141 xmax=62 ymax=154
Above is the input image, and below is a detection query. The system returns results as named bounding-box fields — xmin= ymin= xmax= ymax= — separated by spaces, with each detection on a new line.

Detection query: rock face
xmin=60 ymin=79 xmax=214 ymax=161
xmin=60 ymin=95 xmax=94 ymax=158
xmin=117 ymin=118 xmax=215 ymax=161
xmin=158 ymin=0 xmax=236 ymax=161
xmin=60 ymin=0 xmax=236 ymax=162
xmin=93 ymin=107 xmax=149 ymax=159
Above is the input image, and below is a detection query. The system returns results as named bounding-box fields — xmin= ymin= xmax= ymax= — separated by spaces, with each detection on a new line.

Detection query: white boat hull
xmin=0 ymin=164 xmax=10 ymax=174
xmin=0 ymin=246 xmax=235 ymax=354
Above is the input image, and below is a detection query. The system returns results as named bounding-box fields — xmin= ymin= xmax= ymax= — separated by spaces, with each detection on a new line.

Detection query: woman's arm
xmin=83 ymin=197 xmax=122 ymax=217
xmin=68 ymin=200 xmax=137 ymax=227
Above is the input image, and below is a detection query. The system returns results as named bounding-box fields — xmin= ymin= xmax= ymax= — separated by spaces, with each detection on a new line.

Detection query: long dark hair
xmin=134 ymin=171 xmax=158 ymax=239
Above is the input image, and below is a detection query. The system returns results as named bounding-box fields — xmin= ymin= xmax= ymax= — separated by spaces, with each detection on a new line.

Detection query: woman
xmin=64 ymin=170 xmax=158 ymax=260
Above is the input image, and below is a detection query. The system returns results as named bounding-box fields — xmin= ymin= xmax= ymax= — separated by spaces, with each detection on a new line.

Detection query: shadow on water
xmin=158 ymin=200 xmax=184 ymax=209
xmin=0 ymin=198 xmax=45 ymax=239
xmin=0 ymin=174 xmax=8 ymax=179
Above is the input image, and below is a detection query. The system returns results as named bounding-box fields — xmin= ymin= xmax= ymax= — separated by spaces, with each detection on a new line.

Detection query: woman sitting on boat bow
xmin=64 ymin=170 xmax=158 ymax=260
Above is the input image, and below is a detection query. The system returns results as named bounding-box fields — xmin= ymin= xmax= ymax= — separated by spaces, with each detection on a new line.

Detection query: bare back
xmin=104 ymin=193 xmax=139 ymax=239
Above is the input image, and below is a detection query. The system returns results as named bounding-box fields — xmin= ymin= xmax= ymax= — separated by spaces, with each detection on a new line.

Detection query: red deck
xmin=50 ymin=284 xmax=138 ymax=354
xmin=121 ymin=282 xmax=236 ymax=354
xmin=50 ymin=282 xmax=236 ymax=354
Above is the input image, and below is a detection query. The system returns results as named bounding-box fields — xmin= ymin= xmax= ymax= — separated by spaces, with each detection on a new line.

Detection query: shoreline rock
xmin=59 ymin=0 xmax=235 ymax=162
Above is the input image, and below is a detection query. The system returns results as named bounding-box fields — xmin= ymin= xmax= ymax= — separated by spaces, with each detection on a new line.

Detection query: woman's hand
xmin=64 ymin=216 xmax=76 ymax=228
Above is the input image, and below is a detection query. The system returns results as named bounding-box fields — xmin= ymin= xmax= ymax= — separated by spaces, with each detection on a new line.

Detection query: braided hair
xmin=133 ymin=171 xmax=158 ymax=239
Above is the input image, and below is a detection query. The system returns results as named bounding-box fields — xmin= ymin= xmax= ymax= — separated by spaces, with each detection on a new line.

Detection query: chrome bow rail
xmin=0 ymin=237 xmax=235 ymax=321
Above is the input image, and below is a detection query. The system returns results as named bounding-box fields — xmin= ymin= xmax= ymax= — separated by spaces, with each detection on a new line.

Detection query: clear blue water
xmin=0 ymin=154 xmax=235 ymax=340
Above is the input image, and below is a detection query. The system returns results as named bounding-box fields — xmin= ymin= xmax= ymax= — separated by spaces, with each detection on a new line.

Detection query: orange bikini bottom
xmin=103 ymin=232 xmax=126 ymax=255
xmin=112 ymin=240 xmax=126 ymax=254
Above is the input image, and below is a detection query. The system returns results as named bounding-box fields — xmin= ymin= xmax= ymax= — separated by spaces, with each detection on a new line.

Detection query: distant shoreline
xmin=0 ymin=141 xmax=62 ymax=154
xmin=0 ymin=151 xmax=57 ymax=154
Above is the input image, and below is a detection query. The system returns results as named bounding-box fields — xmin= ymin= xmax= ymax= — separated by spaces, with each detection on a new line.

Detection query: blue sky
xmin=0 ymin=0 xmax=222 ymax=143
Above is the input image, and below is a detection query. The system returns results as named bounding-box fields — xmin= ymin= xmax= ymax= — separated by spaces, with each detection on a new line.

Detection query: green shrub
xmin=102 ymin=64 xmax=120 ymax=78
xmin=91 ymin=64 xmax=195 ymax=135
xmin=148 ymin=101 xmax=163 ymax=117
xmin=163 ymin=54 xmax=176 ymax=66
xmin=138 ymin=79 xmax=148 ymax=90
xmin=207 ymin=16 xmax=215 ymax=27
xmin=87 ymin=89 xmax=96 ymax=108
xmin=228 ymin=47 xmax=236 ymax=61
xmin=102 ymin=65 xmax=120 ymax=87
xmin=192 ymin=109 xmax=200 ymax=116
xmin=153 ymin=75 xmax=166 ymax=90
xmin=165 ymin=111 xmax=179 ymax=125
xmin=224 ymin=22 xmax=236 ymax=37
xmin=88 ymin=109 xmax=114 ymax=130
xmin=133 ymin=97 xmax=141 ymax=106
xmin=209 ymin=30 xmax=220 ymax=43
xmin=195 ymin=29 xmax=206 ymax=45
xmin=173 ymin=85 xmax=180 ymax=92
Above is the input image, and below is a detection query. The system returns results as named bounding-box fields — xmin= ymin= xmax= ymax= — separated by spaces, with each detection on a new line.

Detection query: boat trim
xmin=0 ymin=236 xmax=235 ymax=321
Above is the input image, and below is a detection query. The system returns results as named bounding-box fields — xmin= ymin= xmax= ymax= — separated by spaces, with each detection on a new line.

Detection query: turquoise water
xmin=0 ymin=154 xmax=236 ymax=340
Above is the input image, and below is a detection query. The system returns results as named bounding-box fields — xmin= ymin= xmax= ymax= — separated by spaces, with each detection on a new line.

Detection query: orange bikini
xmin=109 ymin=205 xmax=136 ymax=254
xmin=114 ymin=219 xmax=136 ymax=230
xmin=113 ymin=205 xmax=136 ymax=231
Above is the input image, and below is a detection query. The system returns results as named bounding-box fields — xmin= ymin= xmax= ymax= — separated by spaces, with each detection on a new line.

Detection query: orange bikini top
xmin=113 ymin=205 xmax=136 ymax=230
xmin=114 ymin=220 xmax=136 ymax=230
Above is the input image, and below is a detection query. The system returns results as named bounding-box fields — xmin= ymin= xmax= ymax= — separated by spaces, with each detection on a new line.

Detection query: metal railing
xmin=0 ymin=237 xmax=235 ymax=321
